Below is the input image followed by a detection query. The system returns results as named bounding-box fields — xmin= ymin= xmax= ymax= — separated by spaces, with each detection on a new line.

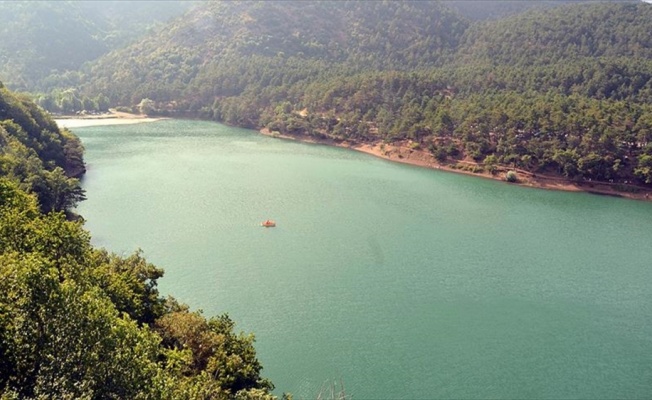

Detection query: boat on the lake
xmin=261 ymin=219 xmax=276 ymax=227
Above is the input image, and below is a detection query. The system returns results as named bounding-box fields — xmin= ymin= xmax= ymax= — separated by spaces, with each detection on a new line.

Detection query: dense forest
xmin=0 ymin=83 xmax=276 ymax=398
xmin=0 ymin=1 xmax=195 ymax=92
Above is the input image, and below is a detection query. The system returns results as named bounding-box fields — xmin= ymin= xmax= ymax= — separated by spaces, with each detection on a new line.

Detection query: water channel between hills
xmin=73 ymin=119 xmax=652 ymax=399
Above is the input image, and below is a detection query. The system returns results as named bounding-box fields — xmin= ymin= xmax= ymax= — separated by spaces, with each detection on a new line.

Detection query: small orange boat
xmin=261 ymin=219 xmax=276 ymax=227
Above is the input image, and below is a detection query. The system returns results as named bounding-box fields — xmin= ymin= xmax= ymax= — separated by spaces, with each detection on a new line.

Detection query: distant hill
xmin=58 ymin=1 xmax=467 ymax=111
xmin=444 ymin=2 xmax=652 ymax=103
xmin=75 ymin=0 xmax=196 ymax=48
xmin=70 ymin=1 xmax=652 ymax=109
xmin=0 ymin=1 xmax=107 ymax=90
xmin=445 ymin=0 xmax=609 ymax=20
xmin=455 ymin=2 xmax=652 ymax=65
xmin=0 ymin=1 xmax=194 ymax=91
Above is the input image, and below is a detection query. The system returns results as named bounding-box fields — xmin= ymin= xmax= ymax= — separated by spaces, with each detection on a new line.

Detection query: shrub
xmin=505 ymin=170 xmax=518 ymax=182
xmin=115 ymin=106 xmax=134 ymax=113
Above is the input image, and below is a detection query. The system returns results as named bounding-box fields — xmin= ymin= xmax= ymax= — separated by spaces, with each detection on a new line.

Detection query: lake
xmin=73 ymin=119 xmax=652 ymax=399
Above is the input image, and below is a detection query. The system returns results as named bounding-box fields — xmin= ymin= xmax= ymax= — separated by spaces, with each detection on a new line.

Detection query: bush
xmin=505 ymin=170 xmax=518 ymax=182
xmin=114 ymin=106 xmax=134 ymax=113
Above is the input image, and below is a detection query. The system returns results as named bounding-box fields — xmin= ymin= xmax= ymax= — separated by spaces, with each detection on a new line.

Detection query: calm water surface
xmin=74 ymin=119 xmax=652 ymax=399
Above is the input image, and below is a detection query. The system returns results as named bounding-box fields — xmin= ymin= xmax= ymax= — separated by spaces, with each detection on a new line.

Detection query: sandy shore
xmin=54 ymin=110 xmax=164 ymax=128
xmin=260 ymin=128 xmax=652 ymax=202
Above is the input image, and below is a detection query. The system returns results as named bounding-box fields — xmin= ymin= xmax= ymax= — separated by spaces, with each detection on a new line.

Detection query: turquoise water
xmin=75 ymin=119 xmax=652 ymax=399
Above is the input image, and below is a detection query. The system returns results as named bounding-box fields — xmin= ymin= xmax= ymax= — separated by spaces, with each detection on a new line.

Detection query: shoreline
xmin=53 ymin=109 xmax=166 ymax=128
xmin=260 ymin=128 xmax=652 ymax=202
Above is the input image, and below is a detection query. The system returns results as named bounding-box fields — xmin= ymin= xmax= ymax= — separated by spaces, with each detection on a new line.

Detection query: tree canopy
xmin=0 ymin=83 xmax=276 ymax=399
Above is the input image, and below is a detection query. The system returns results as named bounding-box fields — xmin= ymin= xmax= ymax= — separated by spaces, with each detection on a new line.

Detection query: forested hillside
xmin=0 ymin=82 xmax=85 ymax=214
xmin=455 ymin=2 xmax=652 ymax=64
xmin=0 ymin=83 xmax=275 ymax=398
xmin=0 ymin=1 xmax=194 ymax=92
xmin=73 ymin=0 xmax=467 ymax=106
xmin=20 ymin=0 xmax=652 ymax=191
xmin=56 ymin=1 xmax=651 ymax=189
xmin=445 ymin=0 xmax=591 ymax=21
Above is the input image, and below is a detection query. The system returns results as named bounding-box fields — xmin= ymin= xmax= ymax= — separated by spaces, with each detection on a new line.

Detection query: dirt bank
xmin=260 ymin=128 xmax=652 ymax=202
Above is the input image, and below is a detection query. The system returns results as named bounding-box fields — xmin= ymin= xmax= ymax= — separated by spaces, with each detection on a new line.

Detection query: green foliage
xmin=0 ymin=253 xmax=166 ymax=399
xmin=0 ymin=1 xmax=194 ymax=92
xmin=0 ymin=86 xmax=86 ymax=213
xmin=25 ymin=1 xmax=646 ymax=190
xmin=60 ymin=128 xmax=85 ymax=176
xmin=0 ymin=179 xmax=274 ymax=399
xmin=447 ymin=0 xmax=589 ymax=21
xmin=0 ymin=87 xmax=276 ymax=398
xmin=66 ymin=0 xmax=468 ymax=109
xmin=28 ymin=167 xmax=86 ymax=213
xmin=456 ymin=3 xmax=652 ymax=66
xmin=505 ymin=170 xmax=519 ymax=183
xmin=91 ymin=249 xmax=165 ymax=325
xmin=634 ymin=154 xmax=652 ymax=184
xmin=138 ymin=98 xmax=156 ymax=115
xmin=483 ymin=154 xmax=499 ymax=174
xmin=156 ymin=309 xmax=273 ymax=396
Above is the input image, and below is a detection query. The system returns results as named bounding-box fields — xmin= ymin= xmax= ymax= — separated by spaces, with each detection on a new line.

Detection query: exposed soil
xmin=54 ymin=109 xmax=165 ymax=128
xmin=260 ymin=128 xmax=652 ymax=202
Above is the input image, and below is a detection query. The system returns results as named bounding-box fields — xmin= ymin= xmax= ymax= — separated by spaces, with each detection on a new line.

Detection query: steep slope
xmin=446 ymin=0 xmax=612 ymax=21
xmin=0 ymin=80 xmax=85 ymax=212
xmin=0 ymin=1 xmax=195 ymax=92
xmin=75 ymin=0 xmax=196 ymax=48
xmin=0 ymin=82 xmax=275 ymax=400
xmin=78 ymin=0 xmax=469 ymax=106
xmin=446 ymin=2 xmax=652 ymax=102
xmin=76 ymin=1 xmax=652 ymax=110
xmin=94 ymin=1 xmax=466 ymax=65
xmin=455 ymin=2 xmax=652 ymax=65
xmin=0 ymin=1 xmax=107 ymax=90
